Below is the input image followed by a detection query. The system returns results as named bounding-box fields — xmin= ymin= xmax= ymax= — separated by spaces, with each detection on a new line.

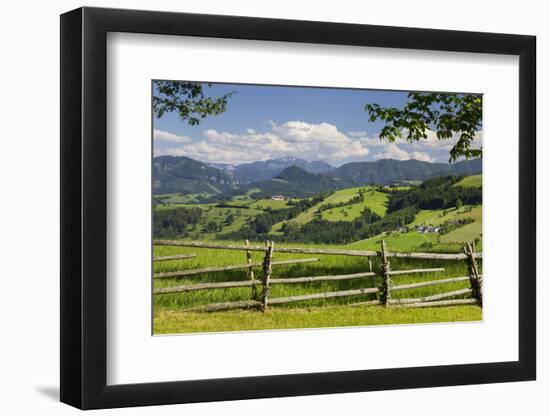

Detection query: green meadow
xmin=321 ymin=188 xmax=388 ymax=221
xmin=155 ymin=305 xmax=481 ymax=334
xmin=454 ymin=174 xmax=482 ymax=188
xmin=153 ymin=175 xmax=483 ymax=334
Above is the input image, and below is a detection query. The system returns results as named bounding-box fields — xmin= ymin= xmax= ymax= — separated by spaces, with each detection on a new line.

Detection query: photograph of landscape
xmin=152 ymin=81 xmax=483 ymax=334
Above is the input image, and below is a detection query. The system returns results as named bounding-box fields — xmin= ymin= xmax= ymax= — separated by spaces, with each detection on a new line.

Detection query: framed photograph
xmin=60 ymin=6 xmax=536 ymax=409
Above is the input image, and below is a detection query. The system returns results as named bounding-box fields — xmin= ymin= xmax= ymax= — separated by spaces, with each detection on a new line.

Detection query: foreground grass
xmin=154 ymin=305 xmax=482 ymax=334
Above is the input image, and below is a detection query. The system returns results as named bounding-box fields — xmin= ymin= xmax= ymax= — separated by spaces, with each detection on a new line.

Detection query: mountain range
xmin=152 ymin=155 xmax=482 ymax=195
xmin=210 ymin=157 xmax=334 ymax=183
xmin=153 ymin=155 xmax=237 ymax=194
xmin=332 ymin=158 xmax=482 ymax=184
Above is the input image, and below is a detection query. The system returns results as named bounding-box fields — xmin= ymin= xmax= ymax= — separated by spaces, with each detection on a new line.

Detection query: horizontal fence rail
xmin=153 ymin=239 xmax=482 ymax=260
xmin=153 ymin=239 xmax=483 ymax=312
xmin=271 ymin=271 xmax=376 ymax=285
xmin=388 ymin=267 xmax=445 ymax=276
xmin=154 ymin=257 xmax=320 ymax=279
xmin=268 ymin=287 xmax=379 ymax=305
xmin=153 ymin=254 xmax=196 ymax=262
xmin=391 ymin=276 xmax=473 ymax=291
xmin=154 ymin=268 xmax=449 ymax=295
xmin=394 ymin=298 xmax=479 ymax=308
xmin=155 ymin=279 xmax=261 ymax=294
xmin=389 ymin=288 xmax=473 ymax=304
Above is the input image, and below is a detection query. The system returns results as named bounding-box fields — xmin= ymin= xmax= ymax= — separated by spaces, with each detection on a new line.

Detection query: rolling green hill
xmin=271 ymin=187 xmax=372 ymax=232
xmin=234 ymin=157 xmax=333 ymax=183
xmin=332 ymin=158 xmax=482 ymax=184
xmin=246 ymin=166 xmax=357 ymax=198
xmin=321 ymin=188 xmax=388 ymax=221
xmin=453 ymin=174 xmax=482 ymax=188
xmin=153 ymin=155 xmax=237 ymax=195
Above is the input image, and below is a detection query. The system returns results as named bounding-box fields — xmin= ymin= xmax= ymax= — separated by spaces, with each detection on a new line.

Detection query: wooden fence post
xmin=245 ymin=239 xmax=257 ymax=301
xmin=261 ymin=240 xmax=274 ymax=311
xmin=379 ymin=240 xmax=391 ymax=306
xmin=464 ymin=242 xmax=482 ymax=305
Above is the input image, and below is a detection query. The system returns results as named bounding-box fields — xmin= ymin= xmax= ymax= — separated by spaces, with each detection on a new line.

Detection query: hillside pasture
xmin=454 ymin=174 xmax=482 ymax=188
xmin=154 ymin=192 xmax=211 ymax=206
xmin=347 ymin=231 xmax=441 ymax=252
xmin=272 ymin=187 xmax=388 ymax=232
xmin=440 ymin=222 xmax=482 ymax=244
xmin=410 ymin=205 xmax=482 ymax=246
xmin=157 ymin=204 xmax=262 ymax=239
xmin=199 ymin=206 xmax=261 ymax=238
xmin=154 ymin=203 xmax=190 ymax=211
xmin=226 ymin=188 xmax=261 ymax=205
xmin=321 ymin=188 xmax=388 ymax=221
xmin=411 ymin=205 xmax=482 ymax=227
xmin=250 ymin=198 xmax=290 ymax=210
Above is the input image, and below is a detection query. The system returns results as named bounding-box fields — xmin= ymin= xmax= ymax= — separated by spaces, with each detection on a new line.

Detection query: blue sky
xmin=153 ymin=82 xmax=481 ymax=166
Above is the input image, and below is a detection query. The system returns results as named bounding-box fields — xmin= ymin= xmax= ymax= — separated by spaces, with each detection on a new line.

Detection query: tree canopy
xmin=153 ymin=81 xmax=234 ymax=125
xmin=365 ymin=93 xmax=482 ymax=162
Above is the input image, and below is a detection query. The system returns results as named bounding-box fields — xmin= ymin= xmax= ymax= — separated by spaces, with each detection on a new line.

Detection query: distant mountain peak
xmin=275 ymin=165 xmax=316 ymax=180
xmin=152 ymin=155 xmax=237 ymax=195
xmin=274 ymin=156 xmax=303 ymax=162
xmin=234 ymin=157 xmax=333 ymax=183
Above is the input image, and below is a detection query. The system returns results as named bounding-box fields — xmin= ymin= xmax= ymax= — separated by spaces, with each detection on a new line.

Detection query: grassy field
xmin=155 ymin=193 xmax=211 ymax=205
xmin=272 ymin=187 xmax=388 ymax=232
xmin=155 ymin=305 xmax=481 ymax=333
xmin=153 ymin=240 xmax=482 ymax=334
xmin=409 ymin=205 xmax=482 ymax=248
xmin=440 ymin=222 xmax=482 ymax=244
xmin=321 ymin=188 xmax=388 ymax=221
xmin=196 ymin=206 xmax=261 ymax=239
xmin=411 ymin=205 xmax=482 ymax=227
xmin=454 ymin=175 xmax=482 ymax=188
xmin=348 ymin=231 xmax=439 ymax=251
xmin=154 ymin=203 xmax=190 ymax=211
xmin=250 ymin=198 xmax=290 ymax=210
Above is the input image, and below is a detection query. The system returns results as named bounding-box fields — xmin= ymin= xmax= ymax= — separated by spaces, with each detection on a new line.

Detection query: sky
xmin=153 ymin=82 xmax=482 ymax=167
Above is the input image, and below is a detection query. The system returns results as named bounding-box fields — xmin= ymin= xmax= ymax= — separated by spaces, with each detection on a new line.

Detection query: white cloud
xmin=153 ymin=129 xmax=192 ymax=143
xmin=374 ymin=143 xmax=410 ymax=161
xmin=347 ymin=130 xmax=368 ymax=138
xmin=373 ymin=144 xmax=434 ymax=163
xmin=156 ymin=121 xmax=371 ymax=164
xmin=411 ymin=151 xmax=434 ymax=162
xmin=154 ymin=124 xmax=482 ymax=165
xmin=406 ymin=129 xmax=483 ymax=153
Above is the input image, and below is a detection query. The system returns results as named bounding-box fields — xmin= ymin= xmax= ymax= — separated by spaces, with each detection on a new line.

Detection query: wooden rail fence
xmin=153 ymin=239 xmax=482 ymax=312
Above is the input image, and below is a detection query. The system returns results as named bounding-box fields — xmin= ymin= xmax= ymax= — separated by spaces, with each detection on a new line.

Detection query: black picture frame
xmin=60 ymin=6 xmax=536 ymax=410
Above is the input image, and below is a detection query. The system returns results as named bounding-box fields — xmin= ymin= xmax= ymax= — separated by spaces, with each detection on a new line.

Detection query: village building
xmin=416 ymin=224 xmax=441 ymax=233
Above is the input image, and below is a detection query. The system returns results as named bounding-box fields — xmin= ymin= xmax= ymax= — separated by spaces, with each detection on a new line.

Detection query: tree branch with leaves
xmin=153 ymin=81 xmax=235 ymax=125
xmin=365 ymin=93 xmax=482 ymax=162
